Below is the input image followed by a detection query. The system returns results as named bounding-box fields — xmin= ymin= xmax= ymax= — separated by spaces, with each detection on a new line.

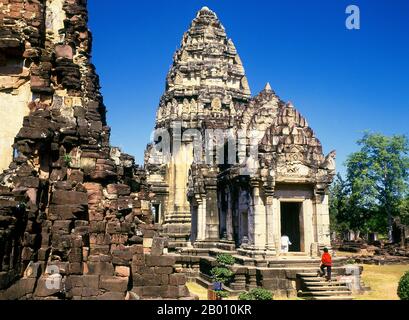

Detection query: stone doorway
xmin=280 ymin=202 xmax=302 ymax=252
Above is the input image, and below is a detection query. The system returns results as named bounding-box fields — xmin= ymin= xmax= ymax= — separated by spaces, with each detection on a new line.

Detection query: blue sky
xmin=88 ymin=0 xmax=409 ymax=175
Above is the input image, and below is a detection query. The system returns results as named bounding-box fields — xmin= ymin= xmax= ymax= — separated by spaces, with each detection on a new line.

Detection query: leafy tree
xmin=345 ymin=133 xmax=409 ymax=241
xmin=329 ymin=173 xmax=350 ymax=233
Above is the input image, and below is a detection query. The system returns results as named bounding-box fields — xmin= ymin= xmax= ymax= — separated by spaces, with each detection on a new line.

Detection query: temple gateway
xmin=145 ymin=7 xmax=336 ymax=257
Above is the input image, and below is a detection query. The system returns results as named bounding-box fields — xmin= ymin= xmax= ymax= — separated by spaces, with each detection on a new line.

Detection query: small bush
xmin=215 ymin=290 xmax=229 ymax=299
xmin=397 ymin=271 xmax=409 ymax=300
xmin=216 ymin=253 xmax=235 ymax=266
xmin=239 ymin=288 xmax=274 ymax=301
xmin=63 ymin=154 xmax=72 ymax=167
xmin=210 ymin=266 xmax=233 ymax=284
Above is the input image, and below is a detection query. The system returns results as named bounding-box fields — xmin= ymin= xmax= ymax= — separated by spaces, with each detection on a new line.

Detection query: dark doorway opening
xmin=280 ymin=202 xmax=302 ymax=252
xmin=153 ymin=204 xmax=160 ymax=223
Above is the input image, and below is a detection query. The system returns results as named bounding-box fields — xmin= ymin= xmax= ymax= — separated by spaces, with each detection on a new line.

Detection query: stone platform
xmin=170 ymin=246 xmax=359 ymax=297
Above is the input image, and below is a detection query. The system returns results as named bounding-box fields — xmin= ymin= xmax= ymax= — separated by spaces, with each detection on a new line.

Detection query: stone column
xmin=250 ymin=180 xmax=266 ymax=249
xmin=205 ymin=184 xmax=219 ymax=241
xmin=302 ymin=199 xmax=314 ymax=254
xmin=226 ymin=188 xmax=233 ymax=241
xmin=196 ymin=197 xmax=206 ymax=241
xmin=314 ymin=191 xmax=331 ymax=247
xmin=265 ymin=192 xmax=276 ymax=252
xmin=272 ymin=198 xmax=281 ymax=254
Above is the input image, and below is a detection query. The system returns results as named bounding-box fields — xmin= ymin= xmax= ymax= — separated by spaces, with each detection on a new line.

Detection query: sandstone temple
xmin=0 ymin=2 xmax=353 ymax=300
xmin=145 ymin=7 xmax=336 ymax=257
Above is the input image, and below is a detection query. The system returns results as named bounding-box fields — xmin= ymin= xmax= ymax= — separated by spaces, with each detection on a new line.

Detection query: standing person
xmin=281 ymin=234 xmax=292 ymax=253
xmin=319 ymin=247 xmax=332 ymax=281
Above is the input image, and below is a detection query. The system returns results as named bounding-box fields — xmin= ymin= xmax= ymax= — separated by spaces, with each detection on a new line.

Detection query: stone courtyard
xmin=0 ymin=2 xmax=360 ymax=300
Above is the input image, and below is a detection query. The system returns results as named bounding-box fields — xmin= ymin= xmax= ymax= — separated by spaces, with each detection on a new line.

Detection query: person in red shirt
xmin=319 ymin=247 xmax=332 ymax=281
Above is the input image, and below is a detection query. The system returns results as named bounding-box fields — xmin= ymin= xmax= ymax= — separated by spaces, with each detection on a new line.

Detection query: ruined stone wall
xmin=0 ymin=0 xmax=191 ymax=300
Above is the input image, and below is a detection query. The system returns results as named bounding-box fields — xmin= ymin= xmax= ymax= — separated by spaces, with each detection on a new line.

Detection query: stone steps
xmin=304 ymin=285 xmax=349 ymax=291
xmin=301 ymin=290 xmax=352 ymax=297
xmin=297 ymin=272 xmax=354 ymax=301
xmin=304 ymin=281 xmax=349 ymax=286
xmin=309 ymin=296 xmax=354 ymax=301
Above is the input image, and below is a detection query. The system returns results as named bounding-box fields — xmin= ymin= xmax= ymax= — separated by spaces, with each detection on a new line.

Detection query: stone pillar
xmin=265 ymin=192 xmax=276 ymax=252
xmin=196 ymin=198 xmax=206 ymax=241
xmin=272 ymin=198 xmax=281 ymax=255
xmin=250 ymin=180 xmax=266 ymax=249
xmin=302 ymin=199 xmax=314 ymax=254
xmin=226 ymin=188 xmax=233 ymax=241
xmin=163 ymin=139 xmax=193 ymax=245
xmin=315 ymin=192 xmax=331 ymax=247
xmin=205 ymin=184 xmax=219 ymax=241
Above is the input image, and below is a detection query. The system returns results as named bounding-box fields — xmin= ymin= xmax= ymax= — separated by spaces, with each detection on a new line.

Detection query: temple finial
xmin=264 ymin=82 xmax=272 ymax=92
xmin=197 ymin=6 xmax=217 ymax=18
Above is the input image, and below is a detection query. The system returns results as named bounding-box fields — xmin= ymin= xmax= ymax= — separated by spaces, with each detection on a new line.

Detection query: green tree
xmin=345 ymin=133 xmax=409 ymax=241
xmin=329 ymin=173 xmax=350 ymax=233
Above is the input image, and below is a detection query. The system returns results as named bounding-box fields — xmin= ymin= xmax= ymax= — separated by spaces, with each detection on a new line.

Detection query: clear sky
xmin=87 ymin=0 xmax=409 ymax=175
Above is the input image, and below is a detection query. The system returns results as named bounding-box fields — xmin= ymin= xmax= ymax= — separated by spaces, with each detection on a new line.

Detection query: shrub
xmin=397 ymin=271 xmax=409 ymax=300
xmin=210 ymin=266 xmax=233 ymax=284
xmin=215 ymin=290 xmax=229 ymax=299
xmin=239 ymin=288 xmax=274 ymax=301
xmin=63 ymin=154 xmax=72 ymax=167
xmin=216 ymin=253 xmax=235 ymax=266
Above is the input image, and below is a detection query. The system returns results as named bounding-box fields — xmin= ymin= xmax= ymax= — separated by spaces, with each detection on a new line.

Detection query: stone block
xmin=34 ymin=275 xmax=62 ymax=297
xmin=83 ymin=275 xmax=100 ymax=289
xmin=48 ymin=204 xmax=86 ymax=220
xmin=115 ymin=266 xmax=130 ymax=277
xmin=88 ymin=254 xmax=112 ymax=263
xmin=89 ymin=245 xmax=110 ymax=255
xmin=86 ymin=262 xmax=114 ymax=276
xmin=51 ymin=220 xmax=72 ymax=234
xmin=90 ymin=221 xmax=106 ymax=233
xmin=96 ymin=292 xmax=125 ymax=300
xmin=169 ymin=274 xmax=186 ymax=286
xmin=81 ymin=287 xmax=100 ymax=297
xmin=68 ymin=262 xmax=83 ymax=275
xmin=106 ymin=184 xmax=131 ymax=196
xmin=139 ymin=274 xmax=161 ymax=286
xmin=141 ymin=286 xmax=162 ymax=297
xmin=51 ymin=190 xmax=88 ymax=206
xmin=99 ymin=276 xmax=128 ymax=292
xmin=112 ymin=248 xmax=133 ymax=265
xmin=151 ymin=237 xmax=165 ymax=256
xmin=145 ymin=255 xmax=176 ymax=267
xmin=154 ymin=267 xmax=173 ymax=275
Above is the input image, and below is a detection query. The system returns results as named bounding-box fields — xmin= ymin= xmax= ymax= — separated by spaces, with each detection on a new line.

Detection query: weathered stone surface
xmin=0 ymin=1 xmax=188 ymax=301
xmin=86 ymin=262 xmax=114 ymax=276
xmin=145 ymin=255 xmax=176 ymax=267
xmin=115 ymin=266 xmax=130 ymax=278
xmin=96 ymin=292 xmax=125 ymax=300
xmin=99 ymin=276 xmax=128 ymax=292
xmin=51 ymin=191 xmax=88 ymax=206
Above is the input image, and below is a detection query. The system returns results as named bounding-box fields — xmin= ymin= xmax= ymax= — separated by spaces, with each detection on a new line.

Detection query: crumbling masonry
xmin=0 ymin=0 xmax=191 ymax=300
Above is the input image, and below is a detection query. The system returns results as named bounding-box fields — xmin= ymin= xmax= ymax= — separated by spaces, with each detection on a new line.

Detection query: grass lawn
xmin=356 ymin=264 xmax=409 ymax=300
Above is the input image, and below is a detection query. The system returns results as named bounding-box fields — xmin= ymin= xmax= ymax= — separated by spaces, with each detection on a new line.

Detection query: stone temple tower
xmin=145 ymin=7 xmax=251 ymax=247
xmin=146 ymin=7 xmax=336 ymax=255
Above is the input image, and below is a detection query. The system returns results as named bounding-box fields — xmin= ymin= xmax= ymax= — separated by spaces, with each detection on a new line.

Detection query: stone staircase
xmin=297 ymin=272 xmax=354 ymax=300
